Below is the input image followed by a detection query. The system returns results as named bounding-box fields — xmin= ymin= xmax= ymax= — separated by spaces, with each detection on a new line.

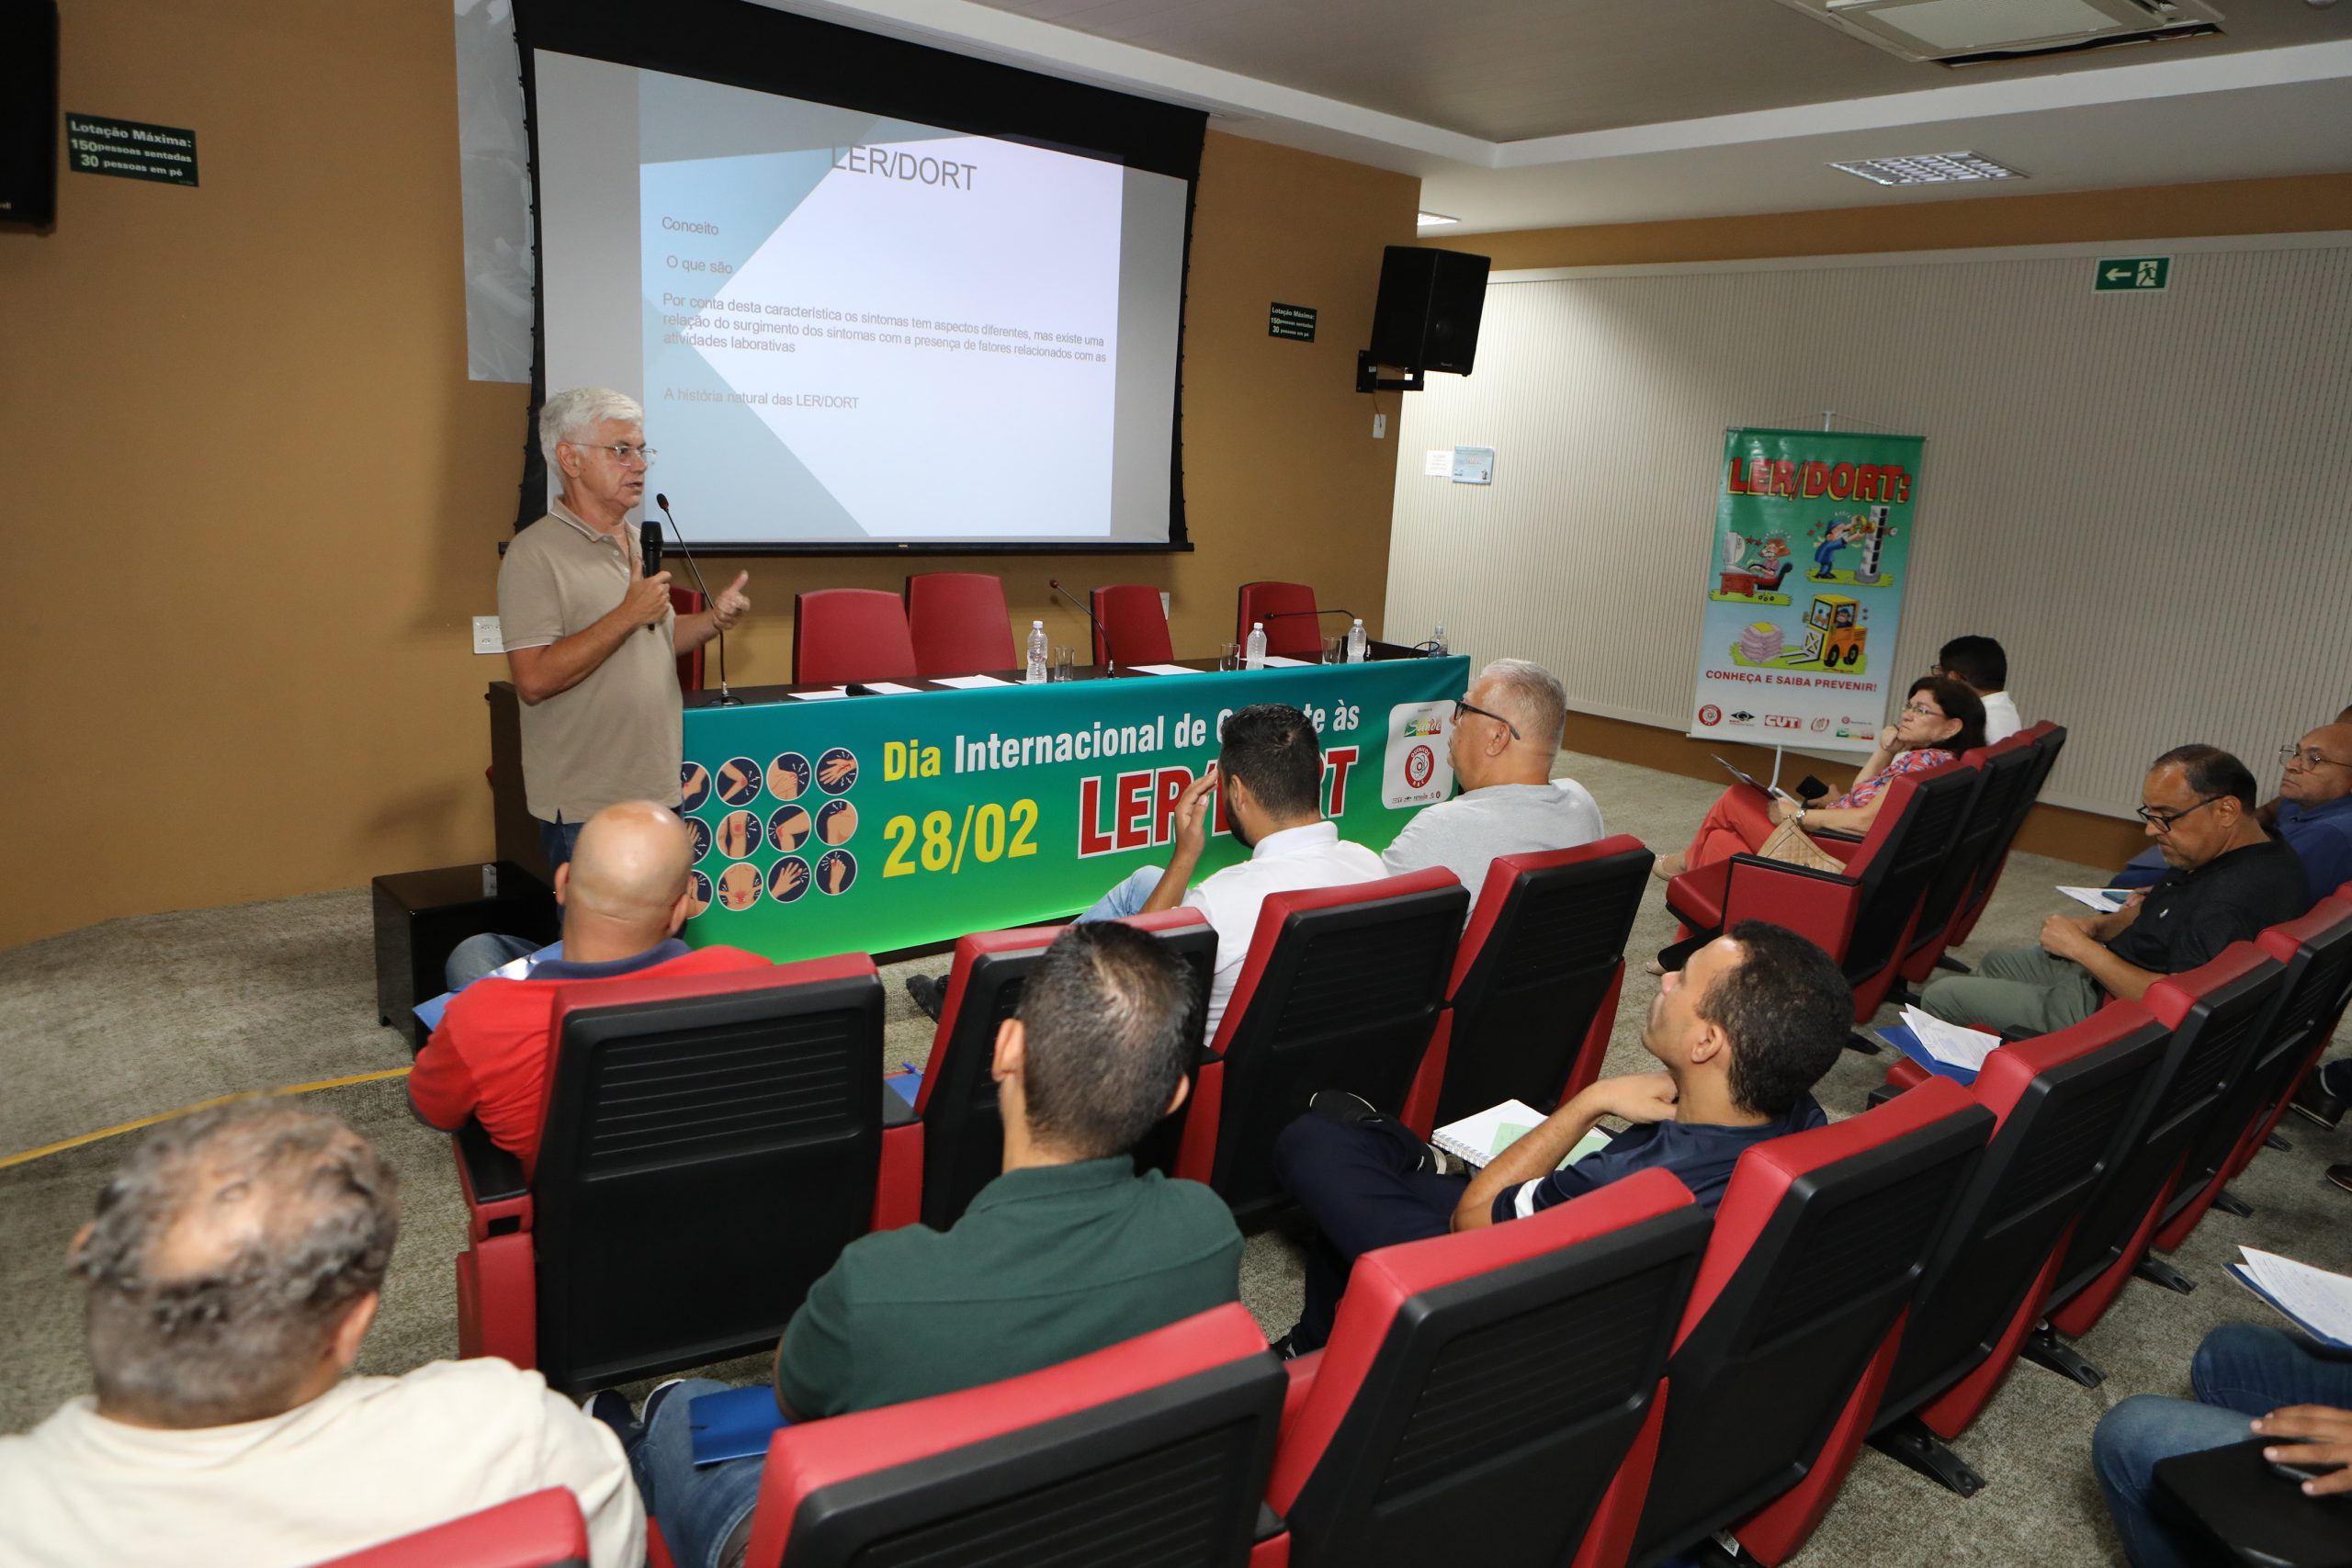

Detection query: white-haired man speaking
xmin=499 ymin=388 xmax=752 ymax=872
xmin=1380 ymin=658 xmax=1604 ymax=906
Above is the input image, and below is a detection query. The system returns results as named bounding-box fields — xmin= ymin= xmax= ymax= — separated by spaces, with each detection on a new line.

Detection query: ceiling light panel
xmin=1827 ymin=151 xmax=2028 ymax=185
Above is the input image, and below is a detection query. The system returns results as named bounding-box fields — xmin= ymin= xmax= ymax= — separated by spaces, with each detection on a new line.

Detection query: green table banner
xmin=679 ymin=658 xmax=1470 ymax=960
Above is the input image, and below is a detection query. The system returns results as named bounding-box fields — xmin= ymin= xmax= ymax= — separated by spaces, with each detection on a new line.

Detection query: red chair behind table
xmin=1943 ymin=722 xmax=2068 ymax=952
xmin=1856 ymin=1007 xmax=2170 ymax=1497
xmin=1623 ymin=1079 xmax=1991 ymax=1567
xmin=876 ymin=909 xmax=1217 ymax=1233
xmin=313 ymin=1489 xmax=589 ymax=1568
xmin=1091 ymin=582 xmax=1174 ymax=667
xmin=1889 ymin=734 xmax=2039 ymax=996
xmin=2147 ymin=895 xmax=2352 ymax=1253
xmin=1267 ymin=1168 xmax=1709 ymax=1568
xmin=2220 ymin=887 xmax=2352 ymax=1189
xmin=1400 ymin=837 xmax=1654 ymax=1136
xmin=670 ymin=587 xmax=706 ymax=693
xmin=903 ymin=571 xmax=1015 ymax=677
xmin=1664 ymin=760 xmax=1982 ymax=1026
xmin=1236 ymin=580 xmax=1321 ymax=660
xmin=791 ymin=589 xmax=918 ymax=686
xmin=1174 ymin=869 xmax=1468 ymax=1220
xmin=453 ymin=957 xmax=894 ymax=1394
xmin=2018 ymin=944 xmax=2287 ymax=1387
xmin=712 ymin=1304 xmax=1284 ymax=1568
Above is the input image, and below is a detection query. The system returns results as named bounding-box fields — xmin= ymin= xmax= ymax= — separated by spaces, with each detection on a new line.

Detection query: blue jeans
xmin=443 ymin=932 xmax=542 ymax=992
xmin=2093 ymin=1324 xmax=2352 ymax=1568
xmin=625 ymin=1379 xmax=765 ymax=1568
xmin=538 ymin=815 xmax=585 ymax=876
xmin=1076 ymin=865 xmax=1164 ymax=923
xmin=1272 ymin=1111 xmax=1464 ymax=1352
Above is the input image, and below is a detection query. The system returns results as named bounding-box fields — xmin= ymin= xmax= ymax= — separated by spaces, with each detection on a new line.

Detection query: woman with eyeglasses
xmin=1654 ymin=674 xmax=1986 ymax=880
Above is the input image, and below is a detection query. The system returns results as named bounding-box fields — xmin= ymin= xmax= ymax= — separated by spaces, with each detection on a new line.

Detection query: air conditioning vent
xmin=1770 ymin=0 xmax=2224 ymax=63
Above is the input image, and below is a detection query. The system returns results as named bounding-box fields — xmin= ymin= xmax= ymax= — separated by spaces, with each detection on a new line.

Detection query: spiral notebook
xmin=1431 ymin=1100 xmax=1613 ymax=1171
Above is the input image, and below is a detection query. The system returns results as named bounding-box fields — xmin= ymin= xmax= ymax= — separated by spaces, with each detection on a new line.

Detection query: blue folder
xmin=1873 ymin=1022 xmax=1980 ymax=1086
xmin=2229 ymin=1264 xmax=2352 ymax=1353
xmin=688 ymin=1383 xmax=794 ymax=1466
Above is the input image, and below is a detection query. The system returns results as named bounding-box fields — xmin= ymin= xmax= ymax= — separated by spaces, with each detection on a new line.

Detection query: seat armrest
xmin=1866 ymin=1083 xmax=1904 ymax=1109
xmin=455 ymin=1120 xmax=532 ymax=1241
xmin=1812 ymin=826 xmax=1866 ymax=843
xmin=1719 ymin=853 xmax=1860 ymax=953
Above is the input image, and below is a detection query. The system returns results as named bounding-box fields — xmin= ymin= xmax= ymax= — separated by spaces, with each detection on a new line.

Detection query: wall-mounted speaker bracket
xmin=1356 ymin=353 xmax=1424 ymax=394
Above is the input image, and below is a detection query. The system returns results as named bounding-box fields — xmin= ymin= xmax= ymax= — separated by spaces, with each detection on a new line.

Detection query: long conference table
xmin=639 ymin=654 xmax=1474 ymax=963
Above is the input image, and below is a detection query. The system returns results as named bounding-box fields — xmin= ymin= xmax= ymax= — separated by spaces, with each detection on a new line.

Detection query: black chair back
xmin=1844 ymin=763 xmax=1981 ymax=986
xmin=1905 ymin=741 xmax=2036 ymax=966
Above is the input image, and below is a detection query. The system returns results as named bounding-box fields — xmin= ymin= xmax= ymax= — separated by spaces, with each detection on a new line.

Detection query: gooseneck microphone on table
xmin=638 ymin=521 xmax=663 ymax=633
xmin=654 ymin=492 xmax=741 ymax=706
xmin=1047 ymin=578 xmax=1116 ymax=674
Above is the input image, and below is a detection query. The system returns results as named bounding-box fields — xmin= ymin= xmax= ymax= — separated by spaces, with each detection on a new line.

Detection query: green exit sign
xmin=2095 ymin=256 xmax=2169 ymax=293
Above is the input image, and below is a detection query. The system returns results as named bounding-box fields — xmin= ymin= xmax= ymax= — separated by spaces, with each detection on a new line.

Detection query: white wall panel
xmin=1385 ymin=235 xmax=2352 ymax=818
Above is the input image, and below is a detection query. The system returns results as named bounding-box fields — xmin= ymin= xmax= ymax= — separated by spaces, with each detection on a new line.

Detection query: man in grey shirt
xmin=1383 ymin=658 xmax=1604 ymax=905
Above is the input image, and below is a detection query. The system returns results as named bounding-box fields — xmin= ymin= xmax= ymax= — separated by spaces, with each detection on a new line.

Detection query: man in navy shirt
xmin=1272 ymin=919 xmax=1850 ymax=1354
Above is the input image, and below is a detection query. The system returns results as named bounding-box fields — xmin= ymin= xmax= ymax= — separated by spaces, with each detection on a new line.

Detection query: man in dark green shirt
xmin=607 ymin=921 xmax=1243 ymax=1568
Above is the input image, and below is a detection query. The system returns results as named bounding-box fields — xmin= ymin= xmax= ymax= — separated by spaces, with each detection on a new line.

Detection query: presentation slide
xmin=535 ymin=52 xmax=1190 ymax=549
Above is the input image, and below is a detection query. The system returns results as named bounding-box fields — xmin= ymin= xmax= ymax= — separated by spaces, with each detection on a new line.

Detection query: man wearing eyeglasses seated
xmin=1918 ymin=745 xmax=2308 ymax=1035
xmin=1376 ymin=660 xmax=1602 ymax=908
xmin=2111 ymin=708 xmax=2352 ymax=896
xmin=499 ymin=387 xmax=752 ymax=874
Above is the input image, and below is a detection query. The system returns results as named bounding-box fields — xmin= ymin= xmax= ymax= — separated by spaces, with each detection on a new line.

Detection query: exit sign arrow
xmin=2095 ymin=255 xmax=2170 ymax=292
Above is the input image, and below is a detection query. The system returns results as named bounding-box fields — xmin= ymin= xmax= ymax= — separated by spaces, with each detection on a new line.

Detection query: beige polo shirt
xmin=498 ymin=497 xmax=683 ymax=822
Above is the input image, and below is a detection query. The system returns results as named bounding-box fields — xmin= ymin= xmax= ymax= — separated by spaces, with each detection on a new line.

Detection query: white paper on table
xmin=2058 ymin=886 xmax=2133 ymax=912
xmin=790 ymin=687 xmax=850 ymax=702
xmin=858 ymin=681 xmax=921 ymax=695
xmin=1900 ymin=1006 xmax=2002 ymax=1070
xmin=932 ymin=674 xmax=1013 ymax=689
xmin=2240 ymin=1249 xmax=2352 ymax=1345
xmin=1125 ymin=662 xmax=1205 ymax=677
xmin=1262 ymin=655 xmax=1314 ymax=668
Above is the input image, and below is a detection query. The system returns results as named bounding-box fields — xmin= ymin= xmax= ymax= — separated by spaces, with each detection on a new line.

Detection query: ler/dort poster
xmin=1688 ymin=427 xmax=1927 ymax=757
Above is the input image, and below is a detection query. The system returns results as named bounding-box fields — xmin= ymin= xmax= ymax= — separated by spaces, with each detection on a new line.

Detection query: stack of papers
xmin=2058 ymin=886 xmax=2133 ymax=911
xmin=857 ymin=681 xmax=920 ymax=695
xmin=1126 ymin=662 xmax=1204 ymax=677
xmin=932 ymin=673 xmax=1012 ymax=689
xmin=2233 ymin=1248 xmax=2352 ymax=1349
xmin=1899 ymin=1006 xmax=2002 ymax=1071
xmin=789 ymin=687 xmax=849 ymax=702
xmin=1261 ymin=655 xmax=1315 ymax=668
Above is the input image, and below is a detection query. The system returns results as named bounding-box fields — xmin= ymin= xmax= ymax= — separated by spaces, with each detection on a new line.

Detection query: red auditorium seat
xmin=1235 ymin=580 xmax=1322 ymax=659
xmin=2021 ymin=945 xmax=2288 ymax=1387
xmin=1664 ymin=760 xmax=1982 ymax=1026
xmin=1624 ymin=1078 xmax=1992 ymax=1567
xmin=452 ymin=957 xmax=894 ymax=1394
xmin=2147 ymin=893 xmax=2352 ymax=1253
xmin=1400 ymin=837 xmax=1654 ymax=1135
xmin=314 ymin=1489 xmax=589 ymax=1568
xmin=1174 ymin=868 xmax=1469 ymax=1218
xmin=1942 ymin=723 xmax=2068 ymax=952
xmin=1861 ymin=1007 xmax=2170 ymax=1496
xmin=670 ymin=587 xmax=706 ymax=693
xmin=1266 ymin=1168 xmax=1709 ymax=1568
xmin=790 ymin=589 xmax=918 ymax=685
xmin=1091 ymin=582 xmax=1174 ymax=667
xmin=718 ymin=1303 xmax=1284 ymax=1568
xmin=876 ymin=909 xmax=1217 ymax=1232
xmin=1889 ymin=734 xmax=2039 ymax=995
xmin=903 ymin=571 xmax=1015 ymax=676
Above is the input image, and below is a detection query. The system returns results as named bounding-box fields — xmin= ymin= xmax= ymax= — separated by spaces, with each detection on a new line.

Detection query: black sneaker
xmin=639 ymin=1378 xmax=689 ymax=1429
xmin=2293 ymin=1075 xmax=2349 ymax=1132
xmin=1306 ymin=1089 xmax=1383 ymax=1124
xmin=2328 ymin=1163 xmax=2352 ymax=1196
xmin=581 ymin=1388 xmax=638 ymax=1443
xmin=904 ymin=973 xmax=948 ymax=1021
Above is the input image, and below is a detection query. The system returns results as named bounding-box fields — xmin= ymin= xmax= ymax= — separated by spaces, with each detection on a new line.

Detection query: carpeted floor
xmin=3 ymin=748 xmax=2346 ymax=1566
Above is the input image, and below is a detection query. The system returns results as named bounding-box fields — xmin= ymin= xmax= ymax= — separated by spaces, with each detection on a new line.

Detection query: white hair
xmin=1479 ymin=659 xmax=1568 ymax=750
xmin=538 ymin=387 xmax=644 ymax=471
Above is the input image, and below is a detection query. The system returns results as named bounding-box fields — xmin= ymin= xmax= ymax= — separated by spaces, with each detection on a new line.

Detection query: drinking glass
xmin=1052 ymin=646 xmax=1078 ymax=682
xmin=1219 ymin=642 xmax=1242 ymax=671
xmin=1321 ymin=635 xmax=1344 ymax=665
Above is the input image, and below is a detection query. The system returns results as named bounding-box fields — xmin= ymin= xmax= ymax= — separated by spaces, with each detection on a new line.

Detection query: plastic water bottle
xmin=1430 ymin=623 xmax=1449 ymax=656
xmin=1345 ymin=618 xmax=1369 ymax=663
xmin=1024 ymin=620 xmax=1048 ymax=684
xmin=1244 ymin=621 xmax=1268 ymax=670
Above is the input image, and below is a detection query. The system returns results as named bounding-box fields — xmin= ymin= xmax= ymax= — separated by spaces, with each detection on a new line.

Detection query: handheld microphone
xmin=655 ymin=493 xmax=739 ymax=705
xmin=639 ymin=520 xmax=663 ymax=632
xmin=1048 ymin=579 xmax=1116 ymax=674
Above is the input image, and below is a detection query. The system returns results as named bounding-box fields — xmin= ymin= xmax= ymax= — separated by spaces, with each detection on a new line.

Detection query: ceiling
xmin=772 ymin=0 xmax=2352 ymax=232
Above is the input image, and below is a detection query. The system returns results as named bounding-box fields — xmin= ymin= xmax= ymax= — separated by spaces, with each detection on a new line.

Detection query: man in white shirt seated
xmin=1933 ymin=635 xmax=2021 ymax=743
xmin=1379 ymin=658 xmax=1602 ymax=906
xmin=910 ymin=703 xmax=1384 ymax=1035
xmin=0 ymin=1100 xmax=642 ymax=1568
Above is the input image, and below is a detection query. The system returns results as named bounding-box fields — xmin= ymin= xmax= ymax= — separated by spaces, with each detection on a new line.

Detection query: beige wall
xmin=0 ymin=1 xmax=1418 ymax=950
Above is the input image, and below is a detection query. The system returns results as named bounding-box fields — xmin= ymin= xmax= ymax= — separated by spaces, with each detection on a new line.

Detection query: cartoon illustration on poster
xmin=1690 ymin=428 xmax=1926 ymax=755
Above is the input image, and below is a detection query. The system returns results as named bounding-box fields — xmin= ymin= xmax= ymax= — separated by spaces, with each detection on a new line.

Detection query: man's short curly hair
xmin=73 ymin=1100 xmax=400 ymax=1427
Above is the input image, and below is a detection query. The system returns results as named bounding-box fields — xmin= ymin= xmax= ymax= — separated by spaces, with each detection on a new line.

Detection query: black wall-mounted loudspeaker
xmin=0 ymin=0 xmax=60 ymax=228
xmin=1367 ymin=245 xmax=1490 ymax=375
